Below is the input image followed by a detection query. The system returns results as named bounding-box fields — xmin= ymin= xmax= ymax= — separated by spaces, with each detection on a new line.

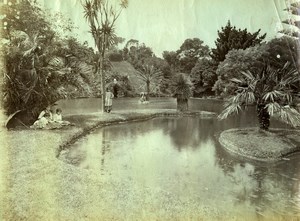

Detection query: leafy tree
xmin=190 ymin=58 xmax=218 ymax=97
xmin=214 ymin=45 xmax=266 ymax=96
xmin=218 ymin=63 xmax=300 ymax=130
xmin=124 ymin=41 xmax=154 ymax=69
xmin=106 ymin=72 xmax=135 ymax=97
xmin=214 ymin=36 xmax=299 ymax=97
xmin=171 ymin=74 xmax=193 ymax=112
xmin=162 ymin=50 xmax=179 ymax=73
xmin=83 ymin=0 xmax=128 ymax=112
xmin=176 ymin=38 xmax=210 ymax=74
xmin=211 ymin=21 xmax=266 ymax=63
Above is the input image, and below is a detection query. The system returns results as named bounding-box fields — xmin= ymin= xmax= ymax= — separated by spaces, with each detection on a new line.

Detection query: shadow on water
xmin=58 ymin=98 xmax=300 ymax=219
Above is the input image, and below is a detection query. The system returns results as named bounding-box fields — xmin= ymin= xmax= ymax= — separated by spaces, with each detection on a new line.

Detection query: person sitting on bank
xmin=30 ymin=106 xmax=53 ymax=129
xmin=139 ymin=92 xmax=149 ymax=104
xmin=52 ymin=108 xmax=71 ymax=126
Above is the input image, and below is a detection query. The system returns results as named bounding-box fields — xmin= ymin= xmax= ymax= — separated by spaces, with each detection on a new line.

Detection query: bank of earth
xmin=219 ymin=128 xmax=300 ymax=162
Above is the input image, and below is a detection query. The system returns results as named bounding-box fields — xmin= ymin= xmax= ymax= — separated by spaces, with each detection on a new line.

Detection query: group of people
xmin=30 ymin=88 xmax=147 ymax=129
xmin=30 ymin=106 xmax=71 ymax=129
xmin=139 ymin=92 xmax=149 ymax=104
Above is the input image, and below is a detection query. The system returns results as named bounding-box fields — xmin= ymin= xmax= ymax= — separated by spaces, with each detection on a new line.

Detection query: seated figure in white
xmin=31 ymin=106 xmax=53 ymax=129
xmin=52 ymin=108 xmax=71 ymax=126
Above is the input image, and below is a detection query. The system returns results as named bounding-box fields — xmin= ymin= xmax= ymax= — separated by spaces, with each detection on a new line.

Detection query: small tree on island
xmin=218 ymin=63 xmax=300 ymax=130
xmin=171 ymin=74 xmax=193 ymax=112
xmin=83 ymin=0 xmax=128 ymax=112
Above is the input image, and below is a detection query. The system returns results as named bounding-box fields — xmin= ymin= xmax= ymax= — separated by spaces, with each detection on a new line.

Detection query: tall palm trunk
xmin=99 ymin=36 xmax=107 ymax=113
xmin=177 ymin=97 xmax=188 ymax=112
xmin=100 ymin=58 xmax=105 ymax=113
xmin=146 ymin=80 xmax=150 ymax=101
xmin=256 ymin=103 xmax=270 ymax=130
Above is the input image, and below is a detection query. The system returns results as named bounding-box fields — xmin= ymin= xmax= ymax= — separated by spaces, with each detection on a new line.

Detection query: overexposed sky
xmin=38 ymin=0 xmax=290 ymax=56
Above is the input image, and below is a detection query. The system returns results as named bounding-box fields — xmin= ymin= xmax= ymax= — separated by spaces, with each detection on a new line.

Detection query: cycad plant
xmin=218 ymin=63 xmax=300 ymax=130
xmin=172 ymin=73 xmax=193 ymax=112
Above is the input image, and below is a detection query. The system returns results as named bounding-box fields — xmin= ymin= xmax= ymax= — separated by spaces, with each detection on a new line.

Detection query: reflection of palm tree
xmin=100 ymin=129 xmax=110 ymax=174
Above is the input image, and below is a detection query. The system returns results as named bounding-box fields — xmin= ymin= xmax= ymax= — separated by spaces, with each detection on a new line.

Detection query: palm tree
xmin=172 ymin=74 xmax=193 ymax=112
xmin=83 ymin=0 xmax=128 ymax=112
xmin=218 ymin=63 xmax=300 ymax=130
xmin=136 ymin=64 xmax=162 ymax=101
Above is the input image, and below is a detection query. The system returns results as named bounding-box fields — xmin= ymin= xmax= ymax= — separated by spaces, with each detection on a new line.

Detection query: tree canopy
xmin=211 ymin=21 xmax=266 ymax=63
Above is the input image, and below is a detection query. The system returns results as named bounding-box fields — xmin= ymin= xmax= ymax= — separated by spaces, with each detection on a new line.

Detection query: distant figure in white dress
xmin=105 ymin=88 xmax=114 ymax=113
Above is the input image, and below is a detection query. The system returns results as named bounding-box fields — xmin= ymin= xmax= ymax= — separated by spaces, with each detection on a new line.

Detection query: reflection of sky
xmin=60 ymin=117 xmax=300 ymax=218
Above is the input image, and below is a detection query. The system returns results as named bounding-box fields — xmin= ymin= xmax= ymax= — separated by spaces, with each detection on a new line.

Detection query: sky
xmin=38 ymin=0 xmax=290 ymax=57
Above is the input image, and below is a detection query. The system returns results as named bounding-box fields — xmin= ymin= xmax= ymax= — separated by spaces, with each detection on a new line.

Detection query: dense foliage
xmin=1 ymin=0 xmax=100 ymax=123
xmin=218 ymin=63 xmax=300 ymax=130
xmin=211 ymin=21 xmax=266 ymax=63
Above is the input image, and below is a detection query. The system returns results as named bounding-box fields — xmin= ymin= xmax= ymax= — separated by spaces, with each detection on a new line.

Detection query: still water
xmin=59 ymin=98 xmax=300 ymax=219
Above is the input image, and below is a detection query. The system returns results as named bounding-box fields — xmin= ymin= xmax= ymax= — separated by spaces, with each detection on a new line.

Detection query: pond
xmin=58 ymin=98 xmax=300 ymax=219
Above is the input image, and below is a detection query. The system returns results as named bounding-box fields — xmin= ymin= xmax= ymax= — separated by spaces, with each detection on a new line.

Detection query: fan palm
xmin=218 ymin=63 xmax=300 ymax=130
xmin=136 ymin=64 xmax=162 ymax=101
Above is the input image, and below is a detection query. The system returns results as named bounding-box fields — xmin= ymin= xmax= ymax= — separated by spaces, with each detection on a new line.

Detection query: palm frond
xmin=276 ymin=106 xmax=300 ymax=127
xmin=218 ymin=102 xmax=242 ymax=120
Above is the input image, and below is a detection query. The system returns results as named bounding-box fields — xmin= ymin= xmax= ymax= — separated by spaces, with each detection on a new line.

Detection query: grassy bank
xmin=219 ymin=128 xmax=300 ymax=162
xmin=3 ymin=109 xmax=236 ymax=221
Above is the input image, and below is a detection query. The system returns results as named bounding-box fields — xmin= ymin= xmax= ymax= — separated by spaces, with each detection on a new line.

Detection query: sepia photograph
xmin=1 ymin=0 xmax=300 ymax=220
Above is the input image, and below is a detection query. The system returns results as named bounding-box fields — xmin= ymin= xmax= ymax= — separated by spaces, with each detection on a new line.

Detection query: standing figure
xmin=105 ymin=88 xmax=114 ymax=113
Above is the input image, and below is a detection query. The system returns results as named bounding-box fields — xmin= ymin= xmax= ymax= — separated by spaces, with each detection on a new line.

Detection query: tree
xmin=124 ymin=40 xmax=154 ymax=69
xmin=83 ymin=0 xmax=128 ymax=112
xmin=171 ymin=74 xmax=193 ymax=112
xmin=135 ymin=64 xmax=162 ymax=101
xmin=218 ymin=63 xmax=300 ymax=130
xmin=211 ymin=21 xmax=266 ymax=63
xmin=214 ymin=45 xmax=266 ymax=96
xmin=162 ymin=51 xmax=179 ymax=73
xmin=176 ymin=38 xmax=210 ymax=74
xmin=214 ymin=36 xmax=300 ymax=97
xmin=190 ymin=58 xmax=218 ymax=97
xmin=1 ymin=0 xmax=75 ymax=120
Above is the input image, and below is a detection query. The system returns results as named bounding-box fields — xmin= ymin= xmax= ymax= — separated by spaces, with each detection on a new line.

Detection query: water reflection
xmin=59 ymin=116 xmax=300 ymax=219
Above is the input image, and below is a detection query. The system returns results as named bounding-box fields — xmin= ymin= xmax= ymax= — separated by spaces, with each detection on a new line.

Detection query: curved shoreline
xmin=219 ymin=128 xmax=300 ymax=162
xmin=3 ymin=109 xmax=300 ymax=220
xmin=57 ymin=109 xmax=217 ymax=157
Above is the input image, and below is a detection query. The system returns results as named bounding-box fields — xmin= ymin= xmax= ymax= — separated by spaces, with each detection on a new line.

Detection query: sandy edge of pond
xmin=219 ymin=127 xmax=300 ymax=162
